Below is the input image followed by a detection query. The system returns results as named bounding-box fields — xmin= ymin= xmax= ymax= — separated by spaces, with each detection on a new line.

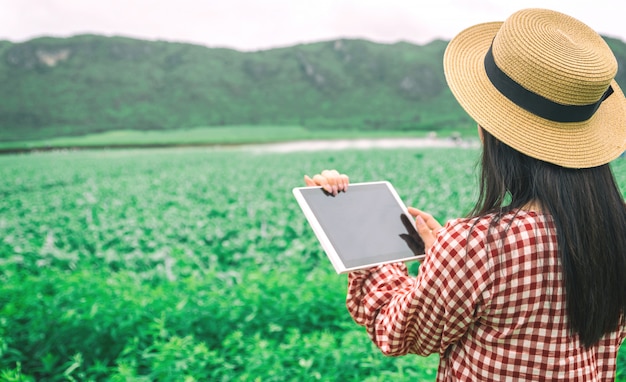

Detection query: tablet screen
xmin=293 ymin=181 xmax=424 ymax=273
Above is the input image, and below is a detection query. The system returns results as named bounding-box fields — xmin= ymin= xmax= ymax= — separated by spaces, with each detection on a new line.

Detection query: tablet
xmin=293 ymin=181 xmax=425 ymax=274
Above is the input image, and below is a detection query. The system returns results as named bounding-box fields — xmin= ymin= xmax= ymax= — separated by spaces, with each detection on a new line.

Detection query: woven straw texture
xmin=443 ymin=8 xmax=626 ymax=168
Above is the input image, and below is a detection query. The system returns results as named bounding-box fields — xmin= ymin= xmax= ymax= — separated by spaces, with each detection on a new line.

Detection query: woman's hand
xmin=304 ymin=169 xmax=349 ymax=196
xmin=407 ymin=207 xmax=442 ymax=251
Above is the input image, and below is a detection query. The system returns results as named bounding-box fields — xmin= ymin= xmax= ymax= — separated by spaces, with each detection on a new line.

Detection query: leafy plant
xmin=1 ymin=146 xmax=624 ymax=380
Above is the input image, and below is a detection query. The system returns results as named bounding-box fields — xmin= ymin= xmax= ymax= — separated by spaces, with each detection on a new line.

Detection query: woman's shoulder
xmin=448 ymin=209 xmax=549 ymax=227
xmin=441 ymin=210 xmax=553 ymax=243
xmin=429 ymin=210 xmax=554 ymax=270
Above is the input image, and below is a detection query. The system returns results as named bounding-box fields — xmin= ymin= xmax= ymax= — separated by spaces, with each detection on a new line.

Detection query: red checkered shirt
xmin=346 ymin=210 xmax=626 ymax=381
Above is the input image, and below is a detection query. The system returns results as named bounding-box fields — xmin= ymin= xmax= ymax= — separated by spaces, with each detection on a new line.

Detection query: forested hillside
xmin=1 ymin=34 xmax=624 ymax=141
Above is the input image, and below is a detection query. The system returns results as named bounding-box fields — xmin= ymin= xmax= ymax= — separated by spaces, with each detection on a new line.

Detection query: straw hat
xmin=443 ymin=8 xmax=626 ymax=168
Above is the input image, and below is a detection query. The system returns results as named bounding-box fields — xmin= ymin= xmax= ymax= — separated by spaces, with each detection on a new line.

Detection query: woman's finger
xmin=415 ymin=215 xmax=437 ymax=250
xmin=320 ymin=169 xmax=343 ymax=194
xmin=304 ymin=170 xmax=349 ymax=195
xmin=311 ymin=174 xmax=334 ymax=194
xmin=304 ymin=174 xmax=331 ymax=191
xmin=304 ymin=175 xmax=316 ymax=187
xmin=328 ymin=170 xmax=349 ymax=192
xmin=408 ymin=207 xmax=443 ymax=250
xmin=407 ymin=207 xmax=442 ymax=231
xmin=339 ymin=173 xmax=349 ymax=191
xmin=304 ymin=174 xmax=331 ymax=193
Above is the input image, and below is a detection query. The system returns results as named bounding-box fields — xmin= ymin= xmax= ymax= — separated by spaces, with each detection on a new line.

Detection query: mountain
xmin=1 ymin=34 xmax=625 ymax=142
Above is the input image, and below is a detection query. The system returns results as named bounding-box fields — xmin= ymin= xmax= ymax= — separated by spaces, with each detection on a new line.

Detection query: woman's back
xmin=431 ymin=211 xmax=625 ymax=380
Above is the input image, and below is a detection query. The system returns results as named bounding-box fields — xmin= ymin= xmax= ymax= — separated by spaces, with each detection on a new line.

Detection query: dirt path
xmin=249 ymin=137 xmax=477 ymax=153
xmin=0 ymin=137 xmax=478 ymax=155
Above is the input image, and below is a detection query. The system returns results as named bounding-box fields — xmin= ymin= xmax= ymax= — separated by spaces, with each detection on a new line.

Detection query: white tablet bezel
xmin=293 ymin=181 xmax=425 ymax=274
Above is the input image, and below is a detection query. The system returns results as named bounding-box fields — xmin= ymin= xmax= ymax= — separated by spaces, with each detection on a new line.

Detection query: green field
xmin=1 ymin=146 xmax=625 ymax=381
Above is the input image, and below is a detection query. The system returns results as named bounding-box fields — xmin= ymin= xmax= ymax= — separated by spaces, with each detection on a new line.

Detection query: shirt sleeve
xmin=345 ymin=219 xmax=494 ymax=357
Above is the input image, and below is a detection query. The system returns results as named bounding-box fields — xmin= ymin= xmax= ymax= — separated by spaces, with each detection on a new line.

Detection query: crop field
xmin=1 ymin=145 xmax=625 ymax=381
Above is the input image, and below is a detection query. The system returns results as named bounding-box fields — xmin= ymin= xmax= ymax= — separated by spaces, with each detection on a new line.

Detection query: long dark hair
xmin=470 ymin=128 xmax=626 ymax=347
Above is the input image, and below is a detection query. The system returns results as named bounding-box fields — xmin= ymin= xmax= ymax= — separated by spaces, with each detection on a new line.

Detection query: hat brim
xmin=443 ymin=22 xmax=626 ymax=168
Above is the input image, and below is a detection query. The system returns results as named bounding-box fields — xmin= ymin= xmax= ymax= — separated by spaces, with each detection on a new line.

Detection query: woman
xmin=305 ymin=9 xmax=626 ymax=381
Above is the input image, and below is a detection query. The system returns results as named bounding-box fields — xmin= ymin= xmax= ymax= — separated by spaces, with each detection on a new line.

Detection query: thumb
xmin=304 ymin=175 xmax=316 ymax=187
xmin=415 ymin=215 xmax=436 ymax=250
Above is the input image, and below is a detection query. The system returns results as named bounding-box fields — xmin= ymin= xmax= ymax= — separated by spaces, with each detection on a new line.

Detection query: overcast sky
xmin=1 ymin=0 xmax=625 ymax=51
